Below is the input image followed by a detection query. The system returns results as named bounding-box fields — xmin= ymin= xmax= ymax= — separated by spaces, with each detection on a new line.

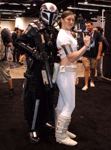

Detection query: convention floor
xmin=10 ymin=62 xmax=85 ymax=79
xmin=10 ymin=64 xmax=27 ymax=79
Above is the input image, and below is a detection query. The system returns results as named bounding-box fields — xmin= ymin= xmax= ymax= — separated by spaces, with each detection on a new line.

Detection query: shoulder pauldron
xmin=24 ymin=20 xmax=45 ymax=38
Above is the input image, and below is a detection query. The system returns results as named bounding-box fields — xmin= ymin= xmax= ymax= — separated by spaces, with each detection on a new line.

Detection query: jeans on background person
xmin=13 ymin=47 xmax=20 ymax=63
xmin=97 ymin=56 xmax=103 ymax=80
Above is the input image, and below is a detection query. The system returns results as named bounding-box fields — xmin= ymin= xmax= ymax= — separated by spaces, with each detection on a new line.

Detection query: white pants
xmin=56 ymin=69 xmax=76 ymax=117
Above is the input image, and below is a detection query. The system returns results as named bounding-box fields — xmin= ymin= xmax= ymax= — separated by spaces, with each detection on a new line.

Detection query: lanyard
xmin=90 ymin=30 xmax=94 ymax=38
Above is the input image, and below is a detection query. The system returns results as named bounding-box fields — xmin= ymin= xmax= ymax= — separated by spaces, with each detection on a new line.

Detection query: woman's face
xmin=61 ymin=15 xmax=75 ymax=31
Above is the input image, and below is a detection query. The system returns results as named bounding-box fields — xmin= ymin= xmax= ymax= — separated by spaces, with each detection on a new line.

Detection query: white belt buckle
xmin=60 ymin=66 xmax=66 ymax=73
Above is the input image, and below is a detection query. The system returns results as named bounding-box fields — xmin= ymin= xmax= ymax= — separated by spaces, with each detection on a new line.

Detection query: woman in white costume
xmin=55 ymin=10 xmax=90 ymax=146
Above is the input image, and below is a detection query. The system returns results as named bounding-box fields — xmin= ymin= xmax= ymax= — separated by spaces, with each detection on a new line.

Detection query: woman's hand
xmin=83 ymin=33 xmax=90 ymax=48
xmin=75 ymin=77 xmax=79 ymax=85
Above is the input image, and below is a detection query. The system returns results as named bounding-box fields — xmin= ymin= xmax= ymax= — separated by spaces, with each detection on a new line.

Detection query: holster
xmin=52 ymin=63 xmax=60 ymax=83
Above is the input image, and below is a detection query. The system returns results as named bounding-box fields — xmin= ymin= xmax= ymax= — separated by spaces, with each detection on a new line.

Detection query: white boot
xmin=55 ymin=108 xmax=76 ymax=139
xmin=55 ymin=114 xmax=78 ymax=146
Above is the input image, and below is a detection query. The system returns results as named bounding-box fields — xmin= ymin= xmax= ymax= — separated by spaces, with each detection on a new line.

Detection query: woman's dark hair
xmin=61 ymin=10 xmax=74 ymax=19
xmin=59 ymin=10 xmax=74 ymax=28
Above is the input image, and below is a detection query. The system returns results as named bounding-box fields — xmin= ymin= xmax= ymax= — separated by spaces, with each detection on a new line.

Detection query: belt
xmin=59 ymin=66 xmax=77 ymax=73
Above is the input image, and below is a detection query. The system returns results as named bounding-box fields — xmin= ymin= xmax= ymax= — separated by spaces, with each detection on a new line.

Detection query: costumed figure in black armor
xmin=14 ymin=2 xmax=59 ymax=143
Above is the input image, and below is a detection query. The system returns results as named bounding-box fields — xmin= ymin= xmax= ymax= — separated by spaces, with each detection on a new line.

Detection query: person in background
xmin=12 ymin=27 xmax=20 ymax=64
xmin=0 ymin=27 xmax=15 ymax=97
xmin=82 ymin=21 xmax=102 ymax=91
xmin=94 ymin=26 xmax=109 ymax=81
xmin=72 ymin=32 xmax=76 ymax=39
xmin=55 ymin=10 xmax=90 ymax=146
xmin=18 ymin=29 xmax=25 ymax=65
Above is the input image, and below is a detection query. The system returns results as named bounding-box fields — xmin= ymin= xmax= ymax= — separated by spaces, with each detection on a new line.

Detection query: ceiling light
xmin=23 ymin=4 xmax=31 ymax=7
xmin=84 ymin=0 xmax=88 ymax=4
xmin=33 ymin=3 xmax=36 ymax=6
xmin=8 ymin=3 xmax=20 ymax=6
xmin=0 ymin=2 xmax=5 ymax=5
xmin=0 ymin=2 xmax=31 ymax=7
xmin=78 ymin=2 xmax=111 ymax=8
xmin=0 ymin=2 xmax=28 ymax=6
xmin=27 ymin=7 xmax=30 ymax=9
xmin=67 ymin=7 xmax=98 ymax=12
xmin=69 ymin=5 xmax=72 ymax=9
xmin=94 ymin=0 xmax=111 ymax=2
xmin=60 ymin=8 xmax=63 ymax=12
xmin=2 ymin=12 xmax=12 ymax=15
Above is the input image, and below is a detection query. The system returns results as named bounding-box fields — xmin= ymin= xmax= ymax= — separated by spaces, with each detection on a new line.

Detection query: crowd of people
xmin=0 ymin=2 xmax=109 ymax=147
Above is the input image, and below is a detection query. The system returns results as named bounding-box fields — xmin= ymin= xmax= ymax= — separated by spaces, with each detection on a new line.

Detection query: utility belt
xmin=52 ymin=63 xmax=77 ymax=83
xmin=59 ymin=65 xmax=77 ymax=73
xmin=25 ymin=63 xmax=77 ymax=85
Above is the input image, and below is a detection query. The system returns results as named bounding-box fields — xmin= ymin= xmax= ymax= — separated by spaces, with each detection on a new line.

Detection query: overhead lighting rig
xmin=0 ymin=2 xmax=31 ymax=19
xmin=67 ymin=6 xmax=99 ymax=12
xmin=0 ymin=9 xmax=23 ymax=13
xmin=78 ymin=2 xmax=111 ymax=8
xmin=0 ymin=2 xmax=31 ymax=7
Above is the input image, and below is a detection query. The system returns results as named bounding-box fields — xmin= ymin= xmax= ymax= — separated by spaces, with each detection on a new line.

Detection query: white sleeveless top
xmin=56 ymin=29 xmax=77 ymax=59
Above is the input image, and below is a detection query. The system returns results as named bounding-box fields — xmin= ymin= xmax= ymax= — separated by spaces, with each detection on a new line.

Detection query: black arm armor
xmin=16 ymin=42 xmax=40 ymax=61
xmin=14 ymin=20 xmax=46 ymax=58
xmin=24 ymin=20 xmax=45 ymax=38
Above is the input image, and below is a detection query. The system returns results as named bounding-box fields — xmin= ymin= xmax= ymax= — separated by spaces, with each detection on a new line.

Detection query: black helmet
xmin=40 ymin=2 xmax=59 ymax=26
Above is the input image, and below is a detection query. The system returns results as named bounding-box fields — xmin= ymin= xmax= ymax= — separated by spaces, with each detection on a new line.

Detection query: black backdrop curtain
xmin=104 ymin=10 xmax=111 ymax=53
xmin=103 ymin=10 xmax=111 ymax=79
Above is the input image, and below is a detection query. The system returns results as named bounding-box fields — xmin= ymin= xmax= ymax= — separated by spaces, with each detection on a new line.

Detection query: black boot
xmin=28 ymin=131 xmax=41 ymax=144
xmin=9 ymin=88 xmax=15 ymax=97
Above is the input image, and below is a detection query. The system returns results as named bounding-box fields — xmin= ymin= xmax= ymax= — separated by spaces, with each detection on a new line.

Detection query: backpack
xmin=0 ymin=28 xmax=5 ymax=60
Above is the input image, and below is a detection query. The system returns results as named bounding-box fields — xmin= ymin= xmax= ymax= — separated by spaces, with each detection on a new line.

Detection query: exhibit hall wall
xmin=1 ymin=15 xmax=104 ymax=32
xmin=1 ymin=20 xmax=15 ymax=31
